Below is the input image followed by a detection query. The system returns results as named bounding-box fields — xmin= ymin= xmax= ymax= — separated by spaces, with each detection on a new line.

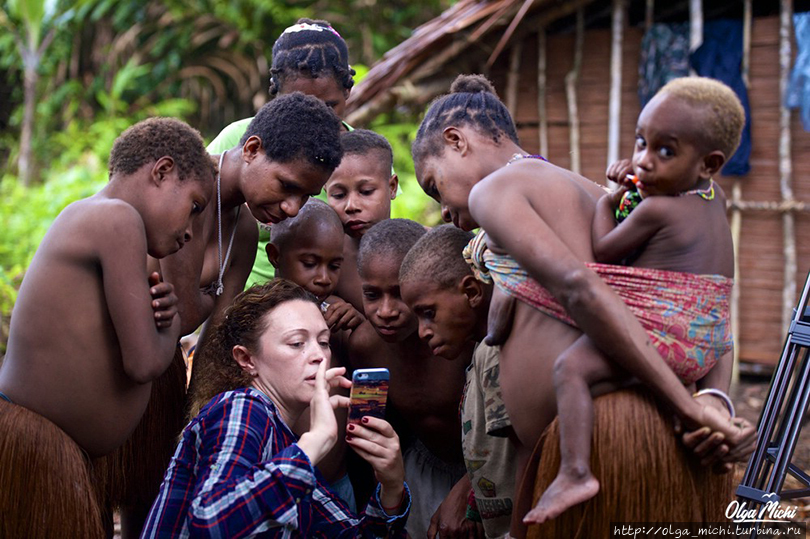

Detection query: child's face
xmin=632 ymin=93 xmax=712 ymax=197
xmin=416 ymin=151 xmax=480 ymax=231
xmin=268 ymin=225 xmax=344 ymax=302
xmin=283 ymin=75 xmax=349 ymax=119
xmin=360 ymin=254 xmax=417 ymax=343
xmin=145 ymin=174 xmax=211 ymax=259
xmin=401 ymin=279 xmax=477 ymax=359
xmin=242 ymin=153 xmax=329 ymax=225
xmin=326 ymin=153 xmax=396 ymax=238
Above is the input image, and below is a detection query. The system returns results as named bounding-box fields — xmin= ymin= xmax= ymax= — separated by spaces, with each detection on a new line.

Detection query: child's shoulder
xmin=53 ymin=196 xmax=146 ymax=239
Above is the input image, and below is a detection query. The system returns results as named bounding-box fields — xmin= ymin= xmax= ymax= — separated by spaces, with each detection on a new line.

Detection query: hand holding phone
xmin=347 ymin=368 xmax=389 ymax=425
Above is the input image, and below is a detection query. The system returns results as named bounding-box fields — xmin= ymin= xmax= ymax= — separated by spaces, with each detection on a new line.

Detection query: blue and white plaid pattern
xmin=142 ymin=387 xmax=409 ymax=538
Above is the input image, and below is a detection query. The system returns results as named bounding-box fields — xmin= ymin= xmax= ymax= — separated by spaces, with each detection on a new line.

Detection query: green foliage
xmin=369 ymin=114 xmax=442 ymax=227
xmin=0 ymin=159 xmax=106 ymax=352
xmin=0 ymin=0 xmax=449 ymax=351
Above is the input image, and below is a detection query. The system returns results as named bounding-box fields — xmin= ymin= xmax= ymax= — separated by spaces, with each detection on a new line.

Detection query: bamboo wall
xmin=489 ymin=15 xmax=810 ymax=367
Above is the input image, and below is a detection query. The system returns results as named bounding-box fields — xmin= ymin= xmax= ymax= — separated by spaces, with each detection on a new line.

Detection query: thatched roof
xmin=344 ymin=0 xmax=780 ymax=125
xmin=345 ymin=0 xmax=600 ymax=124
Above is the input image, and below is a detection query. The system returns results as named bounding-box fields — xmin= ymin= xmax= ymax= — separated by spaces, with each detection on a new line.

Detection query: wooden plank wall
xmin=488 ymin=15 xmax=810 ymax=367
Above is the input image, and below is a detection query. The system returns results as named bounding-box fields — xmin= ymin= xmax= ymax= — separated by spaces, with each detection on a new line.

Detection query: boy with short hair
xmin=348 ymin=219 xmax=471 ymax=539
xmin=267 ymin=198 xmax=363 ymax=333
xmin=0 ymin=118 xmax=214 ymax=534
xmin=400 ymin=225 xmax=518 ymax=539
xmin=326 ymin=129 xmax=398 ymax=310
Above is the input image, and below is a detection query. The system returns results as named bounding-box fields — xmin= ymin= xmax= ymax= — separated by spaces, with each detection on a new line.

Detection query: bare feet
xmin=523 ymin=469 xmax=600 ymax=525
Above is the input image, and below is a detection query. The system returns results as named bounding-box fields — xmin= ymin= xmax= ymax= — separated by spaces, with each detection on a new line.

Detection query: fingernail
xmin=348 ymin=424 xmax=355 ymax=431
xmin=361 ymin=417 xmax=369 ymax=424
xmin=151 ymin=288 xmax=157 ymax=294
xmin=345 ymin=435 xmax=353 ymax=441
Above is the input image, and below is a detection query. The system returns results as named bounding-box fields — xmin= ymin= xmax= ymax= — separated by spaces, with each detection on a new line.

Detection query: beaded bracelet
xmin=692 ymin=388 xmax=736 ymax=419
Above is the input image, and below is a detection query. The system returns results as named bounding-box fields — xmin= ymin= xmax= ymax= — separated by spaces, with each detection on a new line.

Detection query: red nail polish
xmin=346 ymin=435 xmax=353 ymax=441
xmin=348 ymin=424 xmax=355 ymax=431
xmin=361 ymin=417 xmax=369 ymax=424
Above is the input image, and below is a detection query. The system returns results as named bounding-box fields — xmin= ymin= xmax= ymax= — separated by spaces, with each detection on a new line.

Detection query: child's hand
xmin=606 ymin=159 xmax=634 ymax=185
xmin=323 ymin=298 xmax=365 ymax=332
xmin=148 ymin=272 xmax=178 ymax=329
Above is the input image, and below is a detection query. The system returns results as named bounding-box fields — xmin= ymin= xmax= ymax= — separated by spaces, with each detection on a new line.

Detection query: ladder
xmin=736 ymin=271 xmax=810 ymax=533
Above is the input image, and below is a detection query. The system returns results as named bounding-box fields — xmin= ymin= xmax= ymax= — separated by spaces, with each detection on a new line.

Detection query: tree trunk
xmin=19 ymin=55 xmax=38 ymax=186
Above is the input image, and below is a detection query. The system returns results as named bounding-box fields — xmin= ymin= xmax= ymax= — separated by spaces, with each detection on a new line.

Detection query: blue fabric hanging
xmin=786 ymin=12 xmax=810 ymax=131
xmin=690 ymin=19 xmax=752 ymax=176
xmin=638 ymin=23 xmax=691 ymax=108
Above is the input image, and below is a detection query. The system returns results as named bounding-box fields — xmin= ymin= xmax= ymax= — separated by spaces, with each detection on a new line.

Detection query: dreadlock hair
xmin=187 ymin=280 xmax=319 ymax=419
xmin=357 ymin=219 xmax=427 ymax=279
xmin=412 ymin=74 xmax=519 ymax=170
xmin=400 ymin=225 xmax=474 ymax=290
xmin=241 ymin=92 xmax=343 ymax=174
xmin=269 ymin=18 xmax=355 ymax=97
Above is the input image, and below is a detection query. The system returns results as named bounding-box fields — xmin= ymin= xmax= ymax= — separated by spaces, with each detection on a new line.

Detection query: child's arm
xmin=154 ymin=205 xmax=216 ymax=335
xmin=591 ymin=196 xmax=667 ymax=264
xmin=100 ymin=205 xmax=182 ymax=383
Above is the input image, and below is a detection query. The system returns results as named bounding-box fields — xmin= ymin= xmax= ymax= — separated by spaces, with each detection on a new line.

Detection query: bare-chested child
xmin=411 ymin=74 xmax=756 ymax=536
xmin=526 ymin=77 xmax=747 ymax=523
xmin=326 ymin=129 xmax=398 ymax=311
xmin=0 ymin=118 xmax=213 ymax=536
xmin=267 ymin=198 xmax=364 ymax=333
xmin=400 ymin=225 xmax=518 ymax=539
xmin=265 ymin=197 xmax=362 ymax=511
xmin=348 ymin=218 xmax=470 ymax=539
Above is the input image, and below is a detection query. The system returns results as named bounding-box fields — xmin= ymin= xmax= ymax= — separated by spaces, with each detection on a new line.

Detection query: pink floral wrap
xmin=464 ymin=232 xmax=733 ymax=385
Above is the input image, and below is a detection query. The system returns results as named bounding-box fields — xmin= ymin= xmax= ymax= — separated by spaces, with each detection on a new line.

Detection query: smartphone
xmin=348 ymin=368 xmax=389 ymax=425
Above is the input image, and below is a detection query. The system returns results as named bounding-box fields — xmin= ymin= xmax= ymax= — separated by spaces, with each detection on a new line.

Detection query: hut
xmin=345 ymin=0 xmax=810 ymax=372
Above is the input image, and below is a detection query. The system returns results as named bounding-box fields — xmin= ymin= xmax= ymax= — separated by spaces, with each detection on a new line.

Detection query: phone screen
xmin=348 ymin=368 xmax=389 ymax=425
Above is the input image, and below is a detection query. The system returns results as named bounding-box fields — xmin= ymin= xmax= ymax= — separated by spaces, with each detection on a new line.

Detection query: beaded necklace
xmin=678 ymin=179 xmax=715 ymax=200
xmin=507 ymin=153 xmax=549 ymax=165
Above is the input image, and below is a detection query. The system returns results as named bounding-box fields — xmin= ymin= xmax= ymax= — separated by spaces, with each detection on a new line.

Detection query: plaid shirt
xmin=142 ymin=387 xmax=410 ymax=538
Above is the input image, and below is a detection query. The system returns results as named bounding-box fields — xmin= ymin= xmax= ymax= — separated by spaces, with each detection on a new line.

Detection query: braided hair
xmin=269 ymin=18 xmax=355 ymax=97
xmin=412 ymin=74 xmax=519 ymax=168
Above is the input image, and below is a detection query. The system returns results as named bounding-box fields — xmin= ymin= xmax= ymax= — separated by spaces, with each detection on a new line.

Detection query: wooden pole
xmin=537 ymin=28 xmax=549 ymax=157
xmin=607 ymin=0 xmax=625 ymax=179
xmin=566 ymin=8 xmax=584 ymax=174
xmin=689 ymin=0 xmax=703 ymax=53
xmin=780 ymin=0 xmax=797 ymax=331
xmin=730 ymin=0 xmax=752 ymax=382
xmin=506 ymin=41 xmax=523 ymax=118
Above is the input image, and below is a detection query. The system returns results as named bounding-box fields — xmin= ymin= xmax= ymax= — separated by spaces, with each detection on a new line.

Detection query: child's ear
xmin=459 ymin=274 xmax=485 ymax=308
xmin=241 ymin=135 xmax=263 ymax=164
xmin=702 ymin=150 xmax=726 ymax=178
xmin=265 ymin=242 xmax=280 ymax=269
xmin=442 ymin=127 xmax=469 ymax=155
xmin=232 ymin=345 xmax=256 ymax=374
xmin=151 ymin=156 xmax=176 ymax=186
xmin=388 ymin=174 xmax=399 ymax=200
